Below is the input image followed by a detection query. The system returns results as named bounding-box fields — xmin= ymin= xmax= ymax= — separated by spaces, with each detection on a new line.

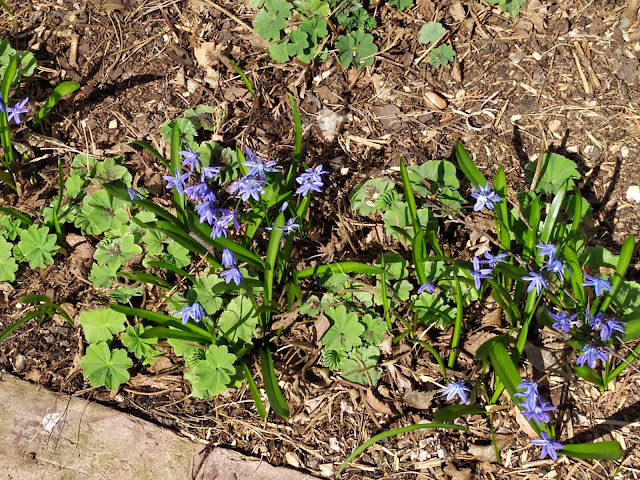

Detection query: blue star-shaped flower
xmin=417 ymin=282 xmax=436 ymax=294
xmin=582 ymin=274 xmax=612 ymax=297
xmin=221 ymin=266 xmax=244 ymax=285
xmin=162 ymin=167 xmax=190 ymax=195
xmin=522 ymin=271 xmax=548 ymax=295
xmin=221 ymin=248 xmax=237 ymax=268
xmin=467 ymin=256 xmax=493 ymax=290
xmin=576 ymin=344 xmax=608 ymax=368
xmin=470 ymin=182 xmax=500 ymax=211
xmin=482 ymin=251 xmax=509 ymax=268
xmin=535 ymin=243 xmax=557 ymax=260
xmin=531 ymin=431 xmax=564 ymax=461
xmin=521 ymin=400 xmax=556 ymax=425
xmin=6 ymin=97 xmax=29 ymax=125
xmin=176 ymin=301 xmax=205 ymax=325
xmin=549 ymin=310 xmax=580 ymax=334
xmin=441 ymin=380 xmax=471 ymax=404
xmin=295 ymin=165 xmax=328 ymax=196
xmin=601 ymin=317 xmax=625 ymax=341
xmin=179 ymin=145 xmax=202 ymax=172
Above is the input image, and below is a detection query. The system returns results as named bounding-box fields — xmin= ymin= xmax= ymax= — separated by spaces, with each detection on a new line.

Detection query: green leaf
xmin=336 ymin=30 xmax=377 ymax=69
xmin=286 ymin=29 xmax=309 ymax=57
xmin=80 ymin=308 xmax=127 ymax=343
xmin=561 ymin=441 xmax=623 ymax=460
xmin=188 ymin=344 xmax=236 ymax=398
xmin=17 ymin=224 xmax=58 ymax=269
xmin=163 ymin=241 xmax=191 ymax=268
xmin=94 ymin=234 xmax=143 ymax=269
xmin=121 ymin=324 xmax=158 ymax=361
xmin=336 ymin=423 xmax=468 ymax=476
xmin=0 ymin=236 xmax=18 ymax=281
xmin=259 ymin=346 xmax=290 ymax=419
xmin=434 ymin=404 xmax=486 ymax=423
xmin=218 ymin=295 xmax=258 ymax=344
xmin=86 ymin=190 xmax=129 ymax=234
xmin=242 ymin=362 xmax=267 ymax=419
xmin=573 ymin=366 xmax=604 ymax=387
xmin=383 ymin=202 xmax=434 ymax=242
xmin=194 ymin=273 xmax=226 ymax=314
xmin=293 ymin=0 xmax=329 ymax=16
xmin=81 ymin=342 xmax=132 ymax=390
xmin=408 ymin=160 xmax=459 ymax=196
xmin=88 ymin=262 xmax=118 ymax=288
xmin=31 ymin=81 xmax=79 ymax=127
xmin=269 ymin=41 xmax=290 ymax=63
xmin=107 ymin=285 xmax=143 ymax=304
xmin=360 ymin=313 xmax=387 ymax=345
xmin=339 ymin=345 xmax=382 ymax=386
xmin=389 ymin=0 xmax=412 ymax=11
xmin=298 ymin=262 xmax=385 ymax=278
xmin=525 ymin=153 xmax=580 ymax=194
xmin=429 ymin=44 xmax=455 ymax=67
xmin=253 ymin=0 xmax=293 ymax=41
xmin=599 ymin=235 xmax=635 ymax=312
xmin=418 ymin=22 xmax=446 ymax=44
xmin=350 ymin=178 xmax=397 ymax=216
xmin=323 ymin=306 xmax=364 ymax=352
xmin=454 ymin=141 xmax=486 ymax=189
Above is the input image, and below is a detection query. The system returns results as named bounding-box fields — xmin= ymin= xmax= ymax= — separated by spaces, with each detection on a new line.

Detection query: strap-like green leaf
xmin=561 ymin=441 xmax=623 ymax=460
xmin=454 ymin=141 xmax=486 ymax=189
xmin=284 ymin=93 xmax=302 ymax=190
xmin=147 ymin=260 xmax=196 ymax=284
xmin=297 ymin=262 xmax=385 ymax=278
xmin=242 ymin=362 xmax=267 ymax=419
xmin=434 ymin=404 xmax=486 ymax=423
xmin=493 ymin=167 xmax=511 ymax=250
xmin=599 ymin=235 xmax=635 ymax=312
xmin=259 ymin=346 xmax=289 ymax=420
xmin=573 ymin=366 xmax=604 ymax=387
xmin=129 ymin=140 xmax=169 ymax=170
xmin=539 ymin=183 xmax=566 ymax=246
xmin=31 ymin=81 xmax=79 ymax=127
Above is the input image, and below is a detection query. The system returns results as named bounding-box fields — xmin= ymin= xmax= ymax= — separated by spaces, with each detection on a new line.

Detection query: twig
xmin=621 ymin=0 xmax=640 ymax=28
xmin=197 ymin=0 xmax=252 ymax=32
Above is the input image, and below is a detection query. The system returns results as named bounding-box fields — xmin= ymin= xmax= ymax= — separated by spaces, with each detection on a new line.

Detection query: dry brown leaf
xmin=24 ymin=369 xmax=42 ymax=382
xmin=514 ymin=405 xmax=538 ymax=438
xmin=467 ymin=443 xmax=497 ymax=463
xmin=100 ymin=0 xmax=125 ymax=12
xmin=444 ymin=464 xmax=472 ymax=480
xmin=313 ymin=312 xmax=330 ymax=347
xmin=271 ymin=307 xmax=299 ymax=331
xmin=366 ymin=388 xmax=399 ymax=415
xmin=146 ymin=356 xmax=173 ymax=374
xmin=372 ymin=105 xmax=404 ymax=131
xmin=463 ymin=331 xmax=496 ymax=356
xmin=449 ymin=2 xmax=466 ymax=22
xmin=403 ymin=388 xmax=436 ymax=410
xmin=285 ymin=451 xmax=302 ymax=468
xmin=481 ymin=308 xmax=503 ymax=328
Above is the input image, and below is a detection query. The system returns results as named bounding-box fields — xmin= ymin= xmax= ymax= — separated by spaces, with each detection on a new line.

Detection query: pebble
xmin=626 ymin=185 xmax=640 ymax=202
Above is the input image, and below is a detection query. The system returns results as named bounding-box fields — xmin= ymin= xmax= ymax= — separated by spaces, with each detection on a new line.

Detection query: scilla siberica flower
xmin=163 ymin=168 xmax=190 ymax=195
xmin=600 ymin=317 xmax=625 ymax=341
xmin=575 ymin=344 xmax=608 ymax=368
xmin=470 ymin=182 xmax=500 ymax=211
xmin=4 ymin=97 xmax=29 ymax=125
xmin=179 ymin=145 xmax=202 ymax=172
xmin=417 ymin=282 xmax=436 ymax=294
xmin=221 ymin=248 xmax=236 ymax=268
xmin=522 ymin=270 xmax=548 ymax=295
xmin=536 ymin=243 xmax=557 ymax=260
xmin=549 ymin=310 xmax=580 ymax=334
xmin=185 ymin=182 xmax=216 ymax=202
xmin=531 ymin=431 xmax=564 ymax=461
xmin=482 ymin=251 xmax=509 ymax=268
xmin=516 ymin=379 xmax=556 ymax=425
xmin=582 ymin=273 xmax=612 ymax=297
xmin=442 ymin=380 xmax=471 ymax=404
xmin=176 ymin=301 xmax=205 ymax=325
xmin=229 ymin=174 xmax=266 ymax=202
xmin=544 ymin=257 xmax=569 ymax=283
xmin=242 ymin=146 xmax=280 ymax=180
xmin=514 ymin=380 xmax=540 ymax=403
xmin=125 ymin=188 xmax=144 ymax=200
xmin=200 ymin=165 xmax=221 ymax=182
xmin=266 ymin=217 xmax=300 ymax=236
xmin=467 ymin=256 xmax=492 ymax=290
xmin=295 ymin=165 xmax=328 ymax=196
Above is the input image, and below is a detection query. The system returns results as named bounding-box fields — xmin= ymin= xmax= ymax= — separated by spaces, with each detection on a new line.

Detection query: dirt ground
xmin=1 ymin=0 xmax=640 ymax=478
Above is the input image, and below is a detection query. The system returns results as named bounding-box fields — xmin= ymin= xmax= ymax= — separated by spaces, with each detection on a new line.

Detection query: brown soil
xmin=1 ymin=0 xmax=640 ymax=479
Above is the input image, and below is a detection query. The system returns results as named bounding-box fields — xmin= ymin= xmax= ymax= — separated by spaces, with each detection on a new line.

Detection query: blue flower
xmin=6 ymin=97 xmax=29 ymax=125
xmin=576 ymin=344 xmax=608 ymax=368
xmin=514 ymin=380 xmax=540 ymax=404
xmin=162 ymin=167 xmax=190 ymax=195
xmin=266 ymin=217 xmax=300 ymax=236
xmin=125 ymin=188 xmax=144 ymax=200
xmin=442 ymin=380 xmax=471 ymax=404
xmin=221 ymin=266 xmax=244 ymax=285
xmin=195 ymin=201 xmax=217 ymax=225
xmin=200 ymin=165 xmax=221 ymax=182
xmin=582 ymin=274 xmax=612 ymax=297
xmin=295 ymin=165 xmax=328 ymax=196
xmin=544 ymin=257 xmax=569 ymax=283
xmin=179 ymin=145 xmax=202 ymax=172
xmin=185 ymin=182 xmax=216 ymax=202
xmin=467 ymin=256 xmax=493 ymax=290
xmin=482 ymin=251 xmax=509 ymax=268
xmin=221 ymin=248 xmax=237 ymax=268
xmin=549 ymin=310 xmax=580 ymax=334
xmin=536 ymin=243 xmax=557 ymax=260
xmin=176 ymin=301 xmax=205 ymax=325
xmin=601 ymin=317 xmax=625 ymax=341
xmin=417 ymin=282 xmax=436 ymax=294
xmin=229 ymin=174 xmax=266 ymax=202
xmin=279 ymin=201 xmax=289 ymax=213
xmin=522 ymin=271 xmax=548 ymax=295
xmin=470 ymin=182 xmax=500 ymax=211
xmin=521 ymin=400 xmax=556 ymax=425
xmin=531 ymin=431 xmax=564 ymax=461
xmin=210 ymin=209 xmax=240 ymax=239
xmin=242 ymin=146 xmax=280 ymax=180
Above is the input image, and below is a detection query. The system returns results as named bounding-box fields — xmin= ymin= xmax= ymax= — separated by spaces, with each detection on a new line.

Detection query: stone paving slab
xmin=0 ymin=373 xmax=318 ymax=480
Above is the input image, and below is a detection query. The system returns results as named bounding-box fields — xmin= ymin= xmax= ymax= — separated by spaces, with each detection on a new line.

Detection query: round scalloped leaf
xmin=81 ymin=342 xmax=132 ymax=390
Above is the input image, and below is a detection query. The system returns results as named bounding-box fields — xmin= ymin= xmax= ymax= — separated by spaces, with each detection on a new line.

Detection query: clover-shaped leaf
xmin=429 ymin=44 xmax=456 ymax=67
xmin=336 ymin=30 xmax=377 ymax=69
xmin=89 ymin=263 xmax=118 ymax=289
xmin=418 ymin=21 xmax=446 ymax=44
xmin=120 ymin=324 xmax=158 ymax=363
xmin=322 ymin=305 xmax=364 ymax=352
xmin=163 ymin=241 xmax=190 ymax=268
xmin=286 ymin=29 xmax=310 ymax=57
xmin=218 ymin=295 xmax=258 ymax=344
xmin=80 ymin=308 xmax=127 ymax=343
xmin=253 ymin=0 xmax=293 ymax=41
xmin=1 ymin=214 xmax=23 ymax=240
xmin=389 ymin=0 xmax=412 ymax=11
xmin=81 ymin=342 xmax=133 ymax=390
xmin=0 ymin=237 xmax=18 ymax=282
xmin=86 ymin=190 xmax=129 ymax=234
xmin=408 ymin=160 xmax=460 ymax=197
xmin=188 ymin=344 xmax=237 ymax=399
xmin=339 ymin=345 xmax=382 ymax=386
xmin=17 ymin=225 xmax=58 ymax=269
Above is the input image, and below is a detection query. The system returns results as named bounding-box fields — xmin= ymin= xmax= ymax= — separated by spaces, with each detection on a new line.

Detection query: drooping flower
xmin=6 ymin=97 xmax=29 ymax=125
xmin=176 ymin=301 xmax=205 ymax=325
xmin=522 ymin=271 xmax=548 ymax=295
xmin=514 ymin=380 xmax=540 ymax=404
xmin=279 ymin=201 xmax=289 ymax=213
xmin=179 ymin=145 xmax=202 ymax=172
xmin=531 ymin=431 xmax=564 ymax=461
xmin=221 ymin=248 xmax=237 ymax=268
xmin=441 ymin=380 xmax=471 ymax=404
xmin=544 ymin=257 xmax=569 ymax=283
xmin=575 ymin=344 xmax=608 ymax=368
xmin=185 ymin=182 xmax=216 ymax=202
xmin=482 ymin=251 xmax=509 ymax=268
xmin=229 ymin=174 xmax=266 ymax=202
xmin=195 ymin=201 xmax=217 ymax=225
xmin=549 ymin=310 xmax=580 ymax=334
xmin=295 ymin=164 xmax=328 ymax=196
xmin=521 ymin=400 xmax=556 ymax=425
xmin=536 ymin=243 xmax=557 ymax=260
xmin=470 ymin=182 xmax=500 ymax=211
xmin=162 ymin=167 xmax=190 ymax=195
xmin=601 ymin=317 xmax=625 ymax=341
xmin=200 ymin=165 xmax=221 ymax=182
xmin=582 ymin=274 xmax=612 ymax=297
xmin=220 ymin=266 xmax=244 ymax=285
xmin=468 ymin=256 xmax=493 ymax=290
xmin=125 ymin=188 xmax=144 ymax=200
xmin=418 ymin=282 xmax=436 ymax=294
xmin=242 ymin=146 xmax=280 ymax=180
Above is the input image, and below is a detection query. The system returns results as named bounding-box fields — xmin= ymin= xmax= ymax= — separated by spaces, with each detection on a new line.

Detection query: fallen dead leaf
xmin=271 ymin=307 xmax=300 ymax=331
xmin=467 ymin=443 xmax=497 ymax=463
xmin=444 ymin=464 xmax=472 ymax=480
xmin=514 ymin=405 xmax=538 ymax=438
xmin=366 ymin=388 xmax=399 ymax=415
xmin=463 ymin=330 xmax=496 ymax=356
xmin=285 ymin=451 xmax=302 ymax=468
xmin=449 ymin=2 xmax=466 ymax=22
xmin=24 ymin=369 xmax=42 ymax=382
xmin=313 ymin=312 xmax=330 ymax=347
xmin=403 ymin=388 xmax=436 ymax=410
xmin=146 ymin=355 xmax=173 ymax=374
